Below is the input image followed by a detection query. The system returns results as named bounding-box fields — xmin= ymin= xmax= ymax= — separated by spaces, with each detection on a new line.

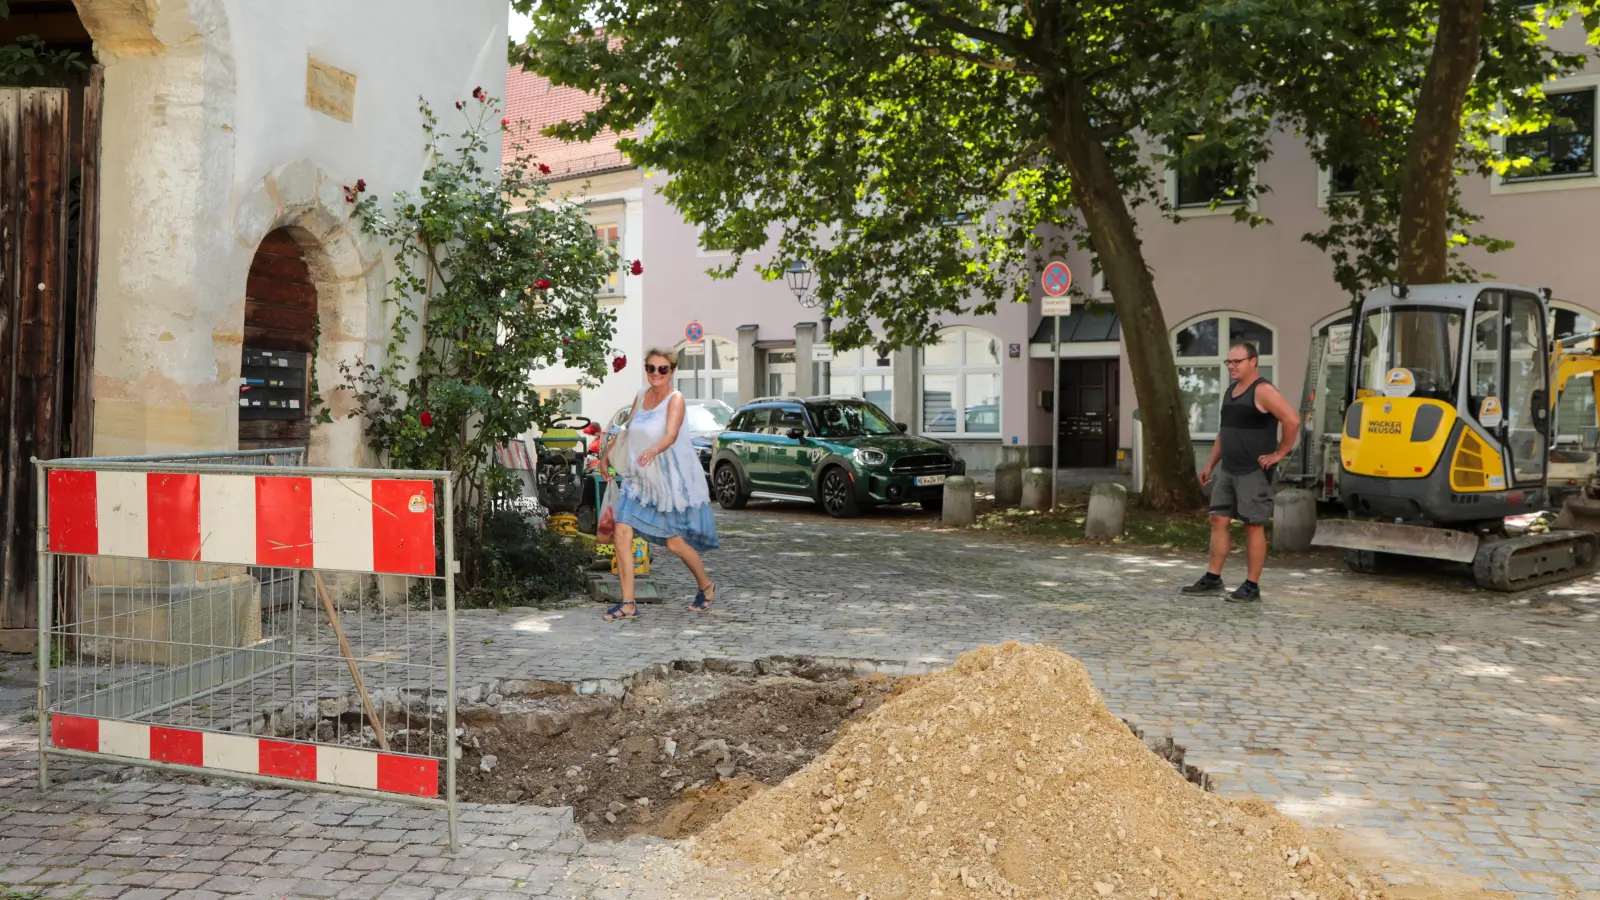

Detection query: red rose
xmin=355 ymin=179 xmax=367 ymax=193
xmin=344 ymin=193 xmax=356 ymax=203
xmin=534 ymin=278 xmax=552 ymax=290
xmin=456 ymin=101 xmax=464 ymax=110
xmin=420 ymin=411 xmax=434 ymax=427
xmin=501 ymin=118 xmax=509 ymax=129
xmin=562 ymin=338 xmax=570 ymax=344
xmin=612 ymin=354 xmax=627 ymax=373
xmin=538 ymin=163 xmax=551 ymax=175
xmin=472 ymin=86 xmax=484 ymax=101
xmin=630 ymin=260 xmax=644 ymax=276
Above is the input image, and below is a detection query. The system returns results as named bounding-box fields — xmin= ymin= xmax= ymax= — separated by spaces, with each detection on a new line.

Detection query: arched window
xmin=675 ymin=337 xmax=740 ymax=407
xmin=921 ymin=327 xmax=1001 ymax=436
xmin=1551 ymin=302 xmax=1600 ymax=448
xmin=1171 ymin=312 xmax=1278 ymax=439
xmin=829 ymin=346 xmax=896 ymax=411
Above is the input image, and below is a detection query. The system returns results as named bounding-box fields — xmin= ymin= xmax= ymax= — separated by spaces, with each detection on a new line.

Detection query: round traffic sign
xmin=1041 ymin=260 xmax=1073 ymax=297
xmin=685 ymin=321 xmax=704 ymax=343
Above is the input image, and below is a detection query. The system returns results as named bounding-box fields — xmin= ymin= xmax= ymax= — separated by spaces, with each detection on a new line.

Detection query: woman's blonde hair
xmin=643 ymin=347 xmax=679 ymax=369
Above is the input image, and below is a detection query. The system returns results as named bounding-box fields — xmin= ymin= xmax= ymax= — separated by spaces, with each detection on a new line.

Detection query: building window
xmin=1552 ymin=302 xmax=1600 ymax=448
xmin=1170 ymin=135 xmax=1248 ymax=209
xmin=828 ymin=347 xmax=895 ymax=411
xmin=676 ymin=337 xmax=740 ymax=407
xmin=1172 ymin=313 xmax=1278 ymax=439
xmin=1329 ymin=165 xmax=1360 ymax=196
xmin=1505 ymin=87 xmax=1596 ymax=182
xmin=538 ymin=386 xmax=583 ymax=417
xmin=593 ymin=223 xmax=622 ymax=296
xmin=920 ymin=327 xmax=1002 ymax=437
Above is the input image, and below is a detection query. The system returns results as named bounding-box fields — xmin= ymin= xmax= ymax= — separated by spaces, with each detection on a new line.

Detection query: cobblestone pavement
xmin=3 ymin=504 xmax=1600 ymax=898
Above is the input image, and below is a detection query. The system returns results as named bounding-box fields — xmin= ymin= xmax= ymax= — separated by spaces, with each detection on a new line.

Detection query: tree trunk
xmin=1049 ymin=82 xmax=1205 ymax=510
xmin=1398 ymin=0 xmax=1484 ymax=284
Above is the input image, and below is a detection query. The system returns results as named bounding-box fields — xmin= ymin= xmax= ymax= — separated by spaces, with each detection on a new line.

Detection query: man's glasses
xmin=1224 ymin=356 xmax=1255 ymax=367
xmin=644 ymin=364 xmax=675 ymax=375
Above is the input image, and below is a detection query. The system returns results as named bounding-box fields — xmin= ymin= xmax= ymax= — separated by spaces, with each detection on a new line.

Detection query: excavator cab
xmin=1315 ymin=283 xmax=1599 ymax=591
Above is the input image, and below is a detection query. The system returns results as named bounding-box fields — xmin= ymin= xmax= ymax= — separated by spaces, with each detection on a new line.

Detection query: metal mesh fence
xmin=35 ymin=455 xmax=458 ymax=846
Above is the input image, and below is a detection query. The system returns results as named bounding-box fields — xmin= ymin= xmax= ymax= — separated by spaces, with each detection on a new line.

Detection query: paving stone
xmin=3 ymin=509 xmax=1600 ymax=897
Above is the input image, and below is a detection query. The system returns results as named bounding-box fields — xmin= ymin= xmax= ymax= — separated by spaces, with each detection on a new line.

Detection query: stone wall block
xmin=234 ymin=181 xmax=279 ymax=249
xmin=272 ymin=158 xmax=319 ymax=210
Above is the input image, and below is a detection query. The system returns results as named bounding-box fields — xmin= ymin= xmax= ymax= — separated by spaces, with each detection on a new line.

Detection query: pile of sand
xmin=691 ymin=643 xmax=1379 ymax=899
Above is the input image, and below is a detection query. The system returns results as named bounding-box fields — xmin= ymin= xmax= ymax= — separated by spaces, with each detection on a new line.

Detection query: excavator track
xmin=1471 ymin=530 xmax=1600 ymax=592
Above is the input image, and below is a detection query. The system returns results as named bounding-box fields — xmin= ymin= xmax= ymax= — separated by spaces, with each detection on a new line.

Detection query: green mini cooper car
xmin=709 ymin=396 xmax=966 ymax=517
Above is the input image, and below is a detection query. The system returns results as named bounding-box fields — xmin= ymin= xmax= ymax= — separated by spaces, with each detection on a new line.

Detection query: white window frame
xmin=695 ymin=223 xmax=734 ymax=258
xmin=673 ymin=335 xmax=741 ymax=405
xmin=592 ymin=221 xmax=624 ymax=297
xmin=1164 ymin=138 xmax=1258 ymax=218
xmin=828 ymin=347 xmax=896 ymax=411
xmin=1089 ymin=253 xmax=1110 ymax=299
xmin=1170 ymin=311 xmax=1279 ymax=440
xmin=919 ymin=326 xmax=1003 ymax=439
xmin=1490 ymin=73 xmax=1600 ymax=196
xmin=1315 ymin=163 xmax=1362 ymax=209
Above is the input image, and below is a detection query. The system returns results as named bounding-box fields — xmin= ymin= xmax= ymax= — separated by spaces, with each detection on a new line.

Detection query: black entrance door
xmin=1058 ymin=359 xmax=1119 ymax=468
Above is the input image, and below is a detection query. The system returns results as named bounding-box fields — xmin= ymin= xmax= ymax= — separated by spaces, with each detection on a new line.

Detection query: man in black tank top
xmin=1181 ymin=341 xmax=1301 ymax=602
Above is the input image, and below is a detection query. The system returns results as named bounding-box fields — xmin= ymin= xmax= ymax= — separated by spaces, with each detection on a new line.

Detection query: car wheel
xmin=820 ymin=467 xmax=859 ymax=518
xmin=714 ymin=463 xmax=749 ymax=510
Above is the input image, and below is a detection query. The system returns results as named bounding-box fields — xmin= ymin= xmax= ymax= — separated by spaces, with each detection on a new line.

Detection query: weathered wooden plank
xmin=71 ymin=65 xmax=104 ymax=462
xmin=0 ymin=88 xmax=71 ymax=632
xmin=0 ymin=628 xmax=33 ymax=654
xmin=0 ymin=89 xmax=25 ymax=633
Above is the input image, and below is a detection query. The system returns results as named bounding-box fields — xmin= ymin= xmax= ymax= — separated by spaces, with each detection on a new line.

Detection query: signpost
xmin=685 ymin=321 xmax=705 ymax=399
xmin=1041 ymin=261 xmax=1073 ymax=511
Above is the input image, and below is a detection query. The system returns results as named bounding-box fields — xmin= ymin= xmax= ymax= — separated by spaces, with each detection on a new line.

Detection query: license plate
xmin=915 ymin=475 xmax=946 ymax=487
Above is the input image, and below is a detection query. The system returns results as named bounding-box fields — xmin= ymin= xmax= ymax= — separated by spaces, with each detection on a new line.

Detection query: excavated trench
xmin=275 ymin=655 xmax=1213 ymax=842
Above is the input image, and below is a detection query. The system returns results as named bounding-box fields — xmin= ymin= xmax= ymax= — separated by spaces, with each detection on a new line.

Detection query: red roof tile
xmin=504 ymin=64 xmax=635 ymax=179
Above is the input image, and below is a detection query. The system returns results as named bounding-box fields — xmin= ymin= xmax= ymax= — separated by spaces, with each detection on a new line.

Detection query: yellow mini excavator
xmin=1313 ymin=283 xmax=1600 ymax=591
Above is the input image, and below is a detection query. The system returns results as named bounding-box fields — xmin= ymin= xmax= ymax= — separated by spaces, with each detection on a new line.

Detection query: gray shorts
xmin=1210 ymin=467 xmax=1276 ymax=526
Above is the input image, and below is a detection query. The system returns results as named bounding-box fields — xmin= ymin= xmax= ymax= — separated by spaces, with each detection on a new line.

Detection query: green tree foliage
xmin=1257 ymin=0 xmax=1599 ymax=294
xmin=340 ymin=94 xmax=619 ymax=588
xmin=0 ymin=0 xmax=89 ymax=88
xmin=514 ymin=0 xmax=1301 ymax=508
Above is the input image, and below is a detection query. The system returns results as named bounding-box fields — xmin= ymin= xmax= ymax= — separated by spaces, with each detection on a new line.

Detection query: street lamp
xmin=785 ymin=261 xmax=830 ymax=394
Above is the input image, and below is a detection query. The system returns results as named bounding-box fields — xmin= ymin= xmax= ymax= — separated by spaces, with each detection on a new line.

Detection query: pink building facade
xmin=518 ymin=39 xmax=1599 ymax=476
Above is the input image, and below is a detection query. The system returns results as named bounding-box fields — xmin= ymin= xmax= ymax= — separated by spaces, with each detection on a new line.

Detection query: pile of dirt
xmin=691 ymin=642 xmax=1383 ymax=900
xmin=455 ymin=669 xmax=897 ymax=840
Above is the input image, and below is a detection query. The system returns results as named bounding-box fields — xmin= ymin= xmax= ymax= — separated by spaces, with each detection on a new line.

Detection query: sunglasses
xmin=644 ymin=363 xmax=675 ymax=375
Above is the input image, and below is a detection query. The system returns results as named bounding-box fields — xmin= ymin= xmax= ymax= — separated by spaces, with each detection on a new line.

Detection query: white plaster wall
xmin=88 ymin=0 xmax=508 ymax=462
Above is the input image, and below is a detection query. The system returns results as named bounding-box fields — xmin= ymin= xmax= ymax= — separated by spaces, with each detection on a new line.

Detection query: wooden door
xmin=0 ymin=87 xmax=73 ymax=637
xmin=1058 ymin=359 xmax=1119 ymax=468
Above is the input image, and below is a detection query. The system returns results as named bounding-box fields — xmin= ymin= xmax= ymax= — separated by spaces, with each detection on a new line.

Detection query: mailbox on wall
xmin=238 ymin=349 xmax=310 ymax=421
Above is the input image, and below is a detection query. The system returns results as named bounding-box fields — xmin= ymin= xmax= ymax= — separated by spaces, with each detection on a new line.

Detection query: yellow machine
xmin=1314 ymin=283 xmax=1600 ymax=591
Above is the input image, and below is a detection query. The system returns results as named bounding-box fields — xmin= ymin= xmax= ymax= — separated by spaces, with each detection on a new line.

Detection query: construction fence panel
xmin=35 ymin=455 xmax=460 ymax=847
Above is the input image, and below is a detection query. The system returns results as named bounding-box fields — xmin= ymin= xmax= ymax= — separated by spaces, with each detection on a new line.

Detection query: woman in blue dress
xmin=596 ymin=347 xmax=719 ymax=621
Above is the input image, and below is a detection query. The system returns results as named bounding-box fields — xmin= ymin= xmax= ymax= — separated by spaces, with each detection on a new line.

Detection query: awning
xmin=1029 ymin=307 xmax=1121 ymax=344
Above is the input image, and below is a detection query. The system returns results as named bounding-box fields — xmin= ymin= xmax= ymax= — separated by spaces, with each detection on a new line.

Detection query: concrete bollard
xmin=1084 ymin=482 xmax=1128 ymax=540
xmin=941 ymin=475 xmax=977 ymax=528
xmin=1272 ymin=488 xmax=1317 ymax=552
xmin=1021 ymin=468 xmax=1052 ymax=511
xmin=994 ymin=461 xmax=1023 ymax=507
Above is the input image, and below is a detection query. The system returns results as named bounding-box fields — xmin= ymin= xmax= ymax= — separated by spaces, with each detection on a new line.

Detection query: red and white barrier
xmin=46 ymin=471 xmax=436 ymax=575
xmin=50 ymin=714 xmax=437 ymax=797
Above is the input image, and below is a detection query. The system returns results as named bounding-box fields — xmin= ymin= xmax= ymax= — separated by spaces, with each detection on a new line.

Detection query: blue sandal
xmin=689 ymin=583 xmax=714 ymax=612
xmin=604 ymin=602 xmax=637 ymax=621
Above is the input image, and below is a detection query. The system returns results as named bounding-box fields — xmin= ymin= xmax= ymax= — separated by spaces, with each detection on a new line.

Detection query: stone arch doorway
xmin=239 ymin=228 xmax=319 ymax=452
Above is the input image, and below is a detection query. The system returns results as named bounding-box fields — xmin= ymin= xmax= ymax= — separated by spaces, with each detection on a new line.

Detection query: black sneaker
xmin=1226 ymin=581 xmax=1262 ymax=603
xmin=1181 ymin=573 xmax=1225 ymax=595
